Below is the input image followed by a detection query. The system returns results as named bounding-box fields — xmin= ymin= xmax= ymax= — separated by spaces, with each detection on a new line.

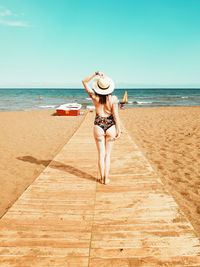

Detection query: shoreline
xmin=1 ymin=88 xmax=200 ymax=112
xmin=1 ymin=104 xmax=200 ymax=113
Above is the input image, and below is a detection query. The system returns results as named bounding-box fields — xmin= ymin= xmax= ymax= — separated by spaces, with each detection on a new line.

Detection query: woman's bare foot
xmin=100 ymin=177 xmax=104 ymax=184
xmin=104 ymin=178 xmax=110 ymax=185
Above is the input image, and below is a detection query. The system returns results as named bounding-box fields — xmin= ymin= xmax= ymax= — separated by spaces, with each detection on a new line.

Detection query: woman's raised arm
xmin=82 ymin=72 xmax=104 ymax=98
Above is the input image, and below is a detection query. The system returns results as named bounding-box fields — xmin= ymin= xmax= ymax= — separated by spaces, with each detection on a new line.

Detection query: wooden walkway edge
xmin=0 ymin=112 xmax=200 ymax=266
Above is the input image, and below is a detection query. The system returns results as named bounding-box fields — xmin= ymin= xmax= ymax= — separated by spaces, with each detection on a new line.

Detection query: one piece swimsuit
xmin=94 ymin=113 xmax=115 ymax=133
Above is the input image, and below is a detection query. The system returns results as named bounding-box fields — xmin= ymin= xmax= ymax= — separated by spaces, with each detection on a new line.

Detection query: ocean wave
xmin=86 ymin=105 xmax=95 ymax=110
xmin=135 ymin=101 xmax=153 ymax=105
xmin=181 ymin=96 xmax=188 ymax=99
xmin=86 ymin=98 xmax=92 ymax=101
xmin=39 ymin=105 xmax=56 ymax=108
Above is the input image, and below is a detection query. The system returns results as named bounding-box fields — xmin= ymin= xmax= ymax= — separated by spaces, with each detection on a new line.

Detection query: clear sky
xmin=0 ymin=0 xmax=200 ymax=88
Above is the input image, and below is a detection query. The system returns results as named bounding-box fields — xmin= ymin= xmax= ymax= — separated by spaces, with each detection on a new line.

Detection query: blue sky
xmin=0 ymin=0 xmax=200 ymax=88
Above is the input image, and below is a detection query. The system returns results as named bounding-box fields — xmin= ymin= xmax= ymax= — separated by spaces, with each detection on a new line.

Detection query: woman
xmin=82 ymin=71 xmax=121 ymax=185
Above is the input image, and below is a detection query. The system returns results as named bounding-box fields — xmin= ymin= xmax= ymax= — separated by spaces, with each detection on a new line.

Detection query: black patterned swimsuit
xmin=94 ymin=113 xmax=115 ymax=133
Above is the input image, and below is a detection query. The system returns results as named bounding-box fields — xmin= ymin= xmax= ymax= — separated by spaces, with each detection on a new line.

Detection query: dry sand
xmin=1 ymin=107 xmax=200 ymax=240
xmin=119 ymin=106 xmax=200 ymax=238
xmin=0 ymin=110 xmax=87 ymax=218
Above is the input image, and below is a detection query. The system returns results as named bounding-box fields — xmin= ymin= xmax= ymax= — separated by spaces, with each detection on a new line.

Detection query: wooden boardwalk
xmin=0 ymin=112 xmax=200 ymax=266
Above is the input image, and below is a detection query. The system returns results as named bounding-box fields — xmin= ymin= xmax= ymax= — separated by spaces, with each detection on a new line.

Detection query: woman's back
xmin=92 ymin=94 xmax=116 ymax=117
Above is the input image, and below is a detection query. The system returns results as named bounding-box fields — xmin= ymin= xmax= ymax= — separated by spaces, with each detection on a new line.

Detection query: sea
xmin=0 ymin=88 xmax=200 ymax=112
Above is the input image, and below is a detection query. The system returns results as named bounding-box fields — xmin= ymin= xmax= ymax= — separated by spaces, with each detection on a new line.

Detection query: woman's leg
xmin=104 ymin=125 xmax=116 ymax=184
xmin=93 ymin=125 xmax=105 ymax=183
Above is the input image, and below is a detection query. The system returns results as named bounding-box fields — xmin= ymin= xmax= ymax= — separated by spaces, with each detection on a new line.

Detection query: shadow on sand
xmin=17 ymin=155 xmax=97 ymax=182
xmin=51 ymin=112 xmax=58 ymax=116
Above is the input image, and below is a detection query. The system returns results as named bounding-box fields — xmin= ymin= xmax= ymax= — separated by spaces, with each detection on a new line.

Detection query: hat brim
xmin=92 ymin=76 xmax=115 ymax=95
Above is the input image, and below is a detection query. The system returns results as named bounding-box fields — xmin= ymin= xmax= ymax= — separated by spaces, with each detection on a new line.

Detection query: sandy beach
xmin=0 ymin=110 xmax=87 ymax=218
xmin=120 ymin=106 xmax=200 ymax=238
xmin=0 ymin=106 xmax=200 ymax=239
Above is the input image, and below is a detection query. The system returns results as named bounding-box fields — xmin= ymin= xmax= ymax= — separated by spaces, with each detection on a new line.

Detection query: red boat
xmin=56 ymin=103 xmax=82 ymax=116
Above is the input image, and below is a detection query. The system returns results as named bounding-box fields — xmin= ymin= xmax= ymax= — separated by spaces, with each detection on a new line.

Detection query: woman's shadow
xmin=17 ymin=156 xmax=97 ymax=182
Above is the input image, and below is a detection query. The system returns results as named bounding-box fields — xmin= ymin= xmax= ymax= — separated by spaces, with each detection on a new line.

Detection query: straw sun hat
xmin=92 ymin=75 xmax=115 ymax=95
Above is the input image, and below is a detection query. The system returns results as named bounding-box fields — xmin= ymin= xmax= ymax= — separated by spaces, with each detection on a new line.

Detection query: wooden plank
xmin=89 ymin=256 xmax=200 ymax=267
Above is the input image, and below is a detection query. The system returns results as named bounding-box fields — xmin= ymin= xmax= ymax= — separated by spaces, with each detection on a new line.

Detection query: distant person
xmin=120 ymin=91 xmax=127 ymax=109
xmin=82 ymin=71 xmax=121 ymax=184
xmin=39 ymin=94 xmax=42 ymax=99
xmin=120 ymin=102 xmax=125 ymax=109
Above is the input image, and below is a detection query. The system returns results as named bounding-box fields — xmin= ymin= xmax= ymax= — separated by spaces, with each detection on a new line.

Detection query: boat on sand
xmin=56 ymin=103 xmax=82 ymax=116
